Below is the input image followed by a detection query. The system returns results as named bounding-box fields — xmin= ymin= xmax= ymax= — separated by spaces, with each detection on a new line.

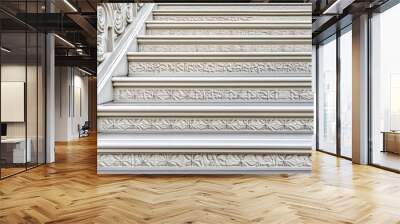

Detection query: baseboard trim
xmin=97 ymin=167 xmax=311 ymax=175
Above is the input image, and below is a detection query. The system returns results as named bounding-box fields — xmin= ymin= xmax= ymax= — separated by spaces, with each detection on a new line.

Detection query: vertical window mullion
xmin=25 ymin=0 xmax=28 ymax=171
xmin=336 ymin=28 xmax=341 ymax=157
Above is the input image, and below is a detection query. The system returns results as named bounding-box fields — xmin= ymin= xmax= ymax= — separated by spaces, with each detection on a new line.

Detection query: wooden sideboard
xmin=382 ymin=131 xmax=400 ymax=154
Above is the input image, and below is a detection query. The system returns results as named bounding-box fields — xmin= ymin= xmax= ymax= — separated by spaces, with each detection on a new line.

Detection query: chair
xmin=79 ymin=121 xmax=90 ymax=138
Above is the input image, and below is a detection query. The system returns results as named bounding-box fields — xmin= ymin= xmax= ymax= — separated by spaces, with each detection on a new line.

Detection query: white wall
xmin=55 ymin=67 xmax=89 ymax=141
xmin=1 ymin=65 xmax=32 ymax=138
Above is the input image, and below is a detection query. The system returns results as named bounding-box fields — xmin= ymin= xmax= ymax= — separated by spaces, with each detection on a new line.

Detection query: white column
xmin=312 ymin=45 xmax=317 ymax=151
xmin=46 ymin=33 xmax=55 ymax=163
xmin=352 ymin=14 xmax=369 ymax=164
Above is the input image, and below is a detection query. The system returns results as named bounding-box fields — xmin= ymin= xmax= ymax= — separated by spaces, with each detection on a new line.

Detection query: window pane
xmin=371 ymin=4 xmax=400 ymax=171
xmin=340 ymin=28 xmax=352 ymax=158
xmin=318 ymin=36 xmax=337 ymax=154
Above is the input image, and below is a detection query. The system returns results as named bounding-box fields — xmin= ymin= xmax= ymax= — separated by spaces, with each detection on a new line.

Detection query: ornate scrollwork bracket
xmin=97 ymin=3 xmax=142 ymax=64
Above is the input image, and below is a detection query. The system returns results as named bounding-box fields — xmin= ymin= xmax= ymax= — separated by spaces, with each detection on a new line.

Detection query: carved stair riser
xmin=153 ymin=15 xmax=310 ymax=22
xmin=98 ymin=117 xmax=314 ymax=134
xmin=128 ymin=61 xmax=311 ymax=76
xmin=112 ymin=87 xmax=313 ymax=103
xmin=97 ymin=153 xmax=312 ymax=171
xmin=156 ymin=4 xmax=311 ymax=11
xmin=139 ymin=44 xmax=311 ymax=52
xmin=146 ymin=28 xmax=311 ymax=36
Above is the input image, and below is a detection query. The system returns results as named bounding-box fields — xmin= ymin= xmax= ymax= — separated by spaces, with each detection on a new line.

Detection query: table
xmin=1 ymin=138 xmax=31 ymax=163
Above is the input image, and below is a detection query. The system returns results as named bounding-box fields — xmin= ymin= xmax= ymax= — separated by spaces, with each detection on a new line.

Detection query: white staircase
xmin=97 ymin=3 xmax=313 ymax=174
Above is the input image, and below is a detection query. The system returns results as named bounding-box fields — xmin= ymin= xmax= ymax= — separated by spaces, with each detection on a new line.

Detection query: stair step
xmin=146 ymin=22 xmax=311 ymax=36
xmin=146 ymin=21 xmax=311 ymax=25
xmin=112 ymin=76 xmax=312 ymax=86
xmin=127 ymin=52 xmax=311 ymax=76
xmin=97 ymin=104 xmax=313 ymax=115
xmin=156 ymin=3 xmax=311 ymax=11
xmin=98 ymin=116 xmax=314 ymax=134
xmin=97 ymin=133 xmax=312 ymax=173
xmin=98 ymin=3 xmax=313 ymax=174
xmin=111 ymin=76 xmax=312 ymax=104
xmin=152 ymin=11 xmax=310 ymax=23
xmin=137 ymin=36 xmax=311 ymax=52
xmin=97 ymin=133 xmax=312 ymax=150
xmin=97 ymin=104 xmax=313 ymax=134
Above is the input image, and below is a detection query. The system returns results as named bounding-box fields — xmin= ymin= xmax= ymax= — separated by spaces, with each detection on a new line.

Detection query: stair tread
xmin=98 ymin=104 xmax=313 ymax=112
xmin=126 ymin=52 xmax=312 ymax=61
xmin=146 ymin=22 xmax=311 ymax=27
xmin=156 ymin=3 xmax=310 ymax=5
xmin=98 ymin=133 xmax=312 ymax=149
xmin=153 ymin=10 xmax=310 ymax=13
xmin=111 ymin=76 xmax=312 ymax=82
xmin=127 ymin=52 xmax=311 ymax=56
xmin=147 ymin=21 xmax=310 ymax=24
xmin=127 ymin=52 xmax=311 ymax=62
xmin=137 ymin=35 xmax=311 ymax=39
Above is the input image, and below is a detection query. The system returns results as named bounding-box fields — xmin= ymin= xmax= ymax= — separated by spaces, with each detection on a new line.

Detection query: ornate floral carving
xmin=97 ymin=5 xmax=107 ymax=62
xmin=154 ymin=15 xmax=310 ymax=22
xmin=113 ymin=88 xmax=313 ymax=103
xmin=147 ymin=28 xmax=311 ymax=36
xmin=98 ymin=117 xmax=314 ymax=133
xmin=97 ymin=5 xmax=106 ymax=33
xmin=97 ymin=3 xmax=140 ymax=63
xmin=113 ymin=3 xmax=126 ymax=35
xmin=98 ymin=153 xmax=312 ymax=169
xmin=139 ymin=44 xmax=311 ymax=53
xmin=129 ymin=62 xmax=312 ymax=74
xmin=97 ymin=34 xmax=107 ymax=62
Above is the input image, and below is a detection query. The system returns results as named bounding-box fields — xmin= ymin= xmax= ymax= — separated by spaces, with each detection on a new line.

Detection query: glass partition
xmin=27 ymin=30 xmax=38 ymax=169
xmin=1 ymin=31 xmax=28 ymax=177
xmin=0 ymin=0 xmax=46 ymax=179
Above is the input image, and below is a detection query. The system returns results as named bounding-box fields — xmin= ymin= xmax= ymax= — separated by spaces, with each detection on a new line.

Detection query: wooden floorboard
xmin=1 ymin=135 xmax=400 ymax=224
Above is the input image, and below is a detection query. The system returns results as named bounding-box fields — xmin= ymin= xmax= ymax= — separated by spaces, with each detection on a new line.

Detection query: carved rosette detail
xmin=98 ymin=117 xmax=314 ymax=133
xmin=97 ymin=5 xmax=107 ymax=62
xmin=129 ymin=62 xmax=312 ymax=74
xmin=98 ymin=153 xmax=312 ymax=169
xmin=113 ymin=88 xmax=313 ymax=103
xmin=97 ymin=5 xmax=106 ymax=33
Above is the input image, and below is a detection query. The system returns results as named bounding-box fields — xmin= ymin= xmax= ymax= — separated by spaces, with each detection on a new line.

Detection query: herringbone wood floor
xmin=1 ymin=135 xmax=400 ymax=224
